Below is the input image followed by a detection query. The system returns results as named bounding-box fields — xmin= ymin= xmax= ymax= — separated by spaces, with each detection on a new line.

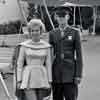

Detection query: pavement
xmin=0 ymin=35 xmax=100 ymax=100
xmin=78 ymin=36 xmax=100 ymax=100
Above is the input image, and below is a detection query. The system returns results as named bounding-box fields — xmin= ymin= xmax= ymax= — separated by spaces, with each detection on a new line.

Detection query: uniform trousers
xmin=52 ymin=82 xmax=78 ymax=100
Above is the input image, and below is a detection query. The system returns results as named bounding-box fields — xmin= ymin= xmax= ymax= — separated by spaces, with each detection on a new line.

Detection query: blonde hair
xmin=27 ymin=19 xmax=46 ymax=33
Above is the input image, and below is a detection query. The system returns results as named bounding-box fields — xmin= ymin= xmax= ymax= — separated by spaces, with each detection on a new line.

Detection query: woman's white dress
xmin=17 ymin=39 xmax=52 ymax=89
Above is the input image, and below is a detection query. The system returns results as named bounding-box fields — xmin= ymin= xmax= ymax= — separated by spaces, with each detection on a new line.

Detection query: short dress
xmin=17 ymin=39 xmax=52 ymax=89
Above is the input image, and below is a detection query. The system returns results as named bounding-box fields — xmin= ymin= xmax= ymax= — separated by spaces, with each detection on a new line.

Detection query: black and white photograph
xmin=0 ymin=0 xmax=100 ymax=100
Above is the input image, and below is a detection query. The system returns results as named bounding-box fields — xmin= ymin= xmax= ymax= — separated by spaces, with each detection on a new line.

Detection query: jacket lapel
xmin=57 ymin=27 xmax=71 ymax=43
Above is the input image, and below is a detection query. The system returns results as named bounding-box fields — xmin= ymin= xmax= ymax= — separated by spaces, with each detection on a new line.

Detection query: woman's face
xmin=30 ymin=25 xmax=41 ymax=42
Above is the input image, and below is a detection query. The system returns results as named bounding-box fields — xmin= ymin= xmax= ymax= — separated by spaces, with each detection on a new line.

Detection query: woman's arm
xmin=17 ymin=46 xmax=25 ymax=83
xmin=46 ymin=48 xmax=52 ymax=83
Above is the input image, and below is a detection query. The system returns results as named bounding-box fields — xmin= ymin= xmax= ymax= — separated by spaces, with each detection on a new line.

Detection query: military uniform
xmin=49 ymin=27 xmax=83 ymax=100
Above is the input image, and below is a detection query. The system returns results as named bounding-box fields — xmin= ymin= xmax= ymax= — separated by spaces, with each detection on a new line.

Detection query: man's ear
xmin=65 ymin=14 xmax=70 ymax=20
xmin=54 ymin=13 xmax=59 ymax=21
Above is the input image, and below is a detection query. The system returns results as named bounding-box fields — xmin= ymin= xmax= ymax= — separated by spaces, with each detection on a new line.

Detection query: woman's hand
xmin=48 ymin=81 xmax=52 ymax=89
xmin=74 ymin=77 xmax=81 ymax=84
xmin=17 ymin=81 xmax=22 ymax=89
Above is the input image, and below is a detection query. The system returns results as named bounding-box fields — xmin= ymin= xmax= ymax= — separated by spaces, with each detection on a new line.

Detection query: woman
xmin=16 ymin=19 xmax=52 ymax=100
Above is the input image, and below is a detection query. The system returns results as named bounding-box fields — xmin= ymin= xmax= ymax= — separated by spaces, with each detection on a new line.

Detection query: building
xmin=0 ymin=0 xmax=21 ymax=24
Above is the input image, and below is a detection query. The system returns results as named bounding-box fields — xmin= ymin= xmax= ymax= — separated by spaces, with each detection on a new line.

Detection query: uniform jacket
xmin=49 ymin=27 xmax=83 ymax=83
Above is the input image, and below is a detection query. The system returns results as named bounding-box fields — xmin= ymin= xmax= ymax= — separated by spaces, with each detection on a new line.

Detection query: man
xmin=49 ymin=7 xmax=83 ymax=100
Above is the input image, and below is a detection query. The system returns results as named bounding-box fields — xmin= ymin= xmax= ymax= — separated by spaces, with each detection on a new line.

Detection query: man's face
xmin=56 ymin=16 xmax=67 ymax=29
xmin=56 ymin=12 xmax=70 ymax=28
xmin=57 ymin=16 xmax=66 ymax=24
